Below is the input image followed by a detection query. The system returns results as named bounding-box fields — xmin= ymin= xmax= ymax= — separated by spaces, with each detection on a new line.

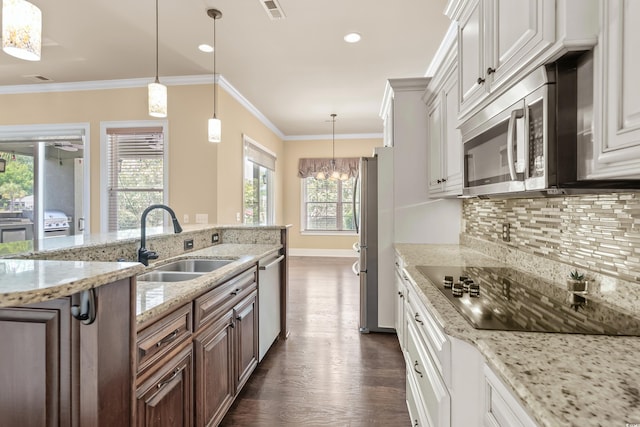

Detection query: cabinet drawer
xmin=406 ymin=320 xmax=451 ymax=427
xmin=137 ymin=304 xmax=192 ymax=373
xmin=194 ymin=266 xmax=257 ymax=331
xmin=406 ymin=282 xmax=450 ymax=381
xmin=136 ymin=345 xmax=193 ymax=427
xmin=406 ymin=368 xmax=427 ymax=427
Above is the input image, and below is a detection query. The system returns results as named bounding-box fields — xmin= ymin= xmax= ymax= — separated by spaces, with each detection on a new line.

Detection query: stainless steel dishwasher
xmin=258 ymin=252 xmax=284 ymax=361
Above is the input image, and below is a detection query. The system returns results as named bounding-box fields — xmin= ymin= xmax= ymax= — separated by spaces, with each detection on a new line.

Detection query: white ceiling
xmin=0 ymin=0 xmax=451 ymax=137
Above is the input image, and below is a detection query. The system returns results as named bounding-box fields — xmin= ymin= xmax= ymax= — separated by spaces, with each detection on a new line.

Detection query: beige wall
xmin=0 ymin=83 xmax=284 ymax=231
xmin=283 ymin=137 xmax=382 ymax=251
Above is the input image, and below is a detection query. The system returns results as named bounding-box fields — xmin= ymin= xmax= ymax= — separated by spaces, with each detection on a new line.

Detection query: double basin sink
xmin=137 ymin=258 xmax=235 ymax=283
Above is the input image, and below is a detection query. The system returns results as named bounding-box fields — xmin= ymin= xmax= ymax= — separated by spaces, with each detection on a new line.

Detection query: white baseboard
xmin=288 ymin=248 xmax=357 ymax=258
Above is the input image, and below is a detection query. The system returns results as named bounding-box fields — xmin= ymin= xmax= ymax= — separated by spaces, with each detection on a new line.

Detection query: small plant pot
xmin=567 ymin=279 xmax=587 ymax=293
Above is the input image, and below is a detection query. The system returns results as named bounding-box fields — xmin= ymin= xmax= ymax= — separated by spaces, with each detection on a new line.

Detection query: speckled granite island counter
xmin=396 ymin=243 xmax=640 ymax=427
xmin=0 ymin=258 xmax=144 ymax=307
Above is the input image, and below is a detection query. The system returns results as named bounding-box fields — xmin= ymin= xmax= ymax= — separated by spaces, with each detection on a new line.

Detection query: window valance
xmin=298 ymin=157 xmax=359 ymax=179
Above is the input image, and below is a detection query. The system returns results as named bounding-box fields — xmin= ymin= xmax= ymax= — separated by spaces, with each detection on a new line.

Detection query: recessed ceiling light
xmin=198 ymin=44 xmax=214 ymax=53
xmin=343 ymin=32 xmax=361 ymax=43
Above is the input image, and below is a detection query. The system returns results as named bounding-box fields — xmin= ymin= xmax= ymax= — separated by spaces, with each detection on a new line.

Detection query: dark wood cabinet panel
xmin=234 ymin=291 xmax=258 ymax=392
xmin=0 ymin=299 xmax=74 ymax=427
xmin=193 ymin=311 xmax=235 ymax=427
xmin=136 ymin=345 xmax=193 ymax=427
xmin=0 ymin=278 xmax=134 ymax=427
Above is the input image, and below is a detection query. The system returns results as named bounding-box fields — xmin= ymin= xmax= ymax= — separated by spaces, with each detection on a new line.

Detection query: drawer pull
xmin=157 ymin=367 xmax=184 ymax=389
xmin=230 ymin=288 xmax=241 ymax=296
xmin=414 ymin=313 xmax=423 ymax=325
xmin=156 ymin=329 xmax=179 ymax=347
xmin=403 ymin=275 xmax=409 ymax=281
xmin=413 ymin=361 xmax=423 ymax=378
xmin=414 ymin=420 xmax=419 ymax=427
xmin=398 ymin=291 xmax=404 ymax=299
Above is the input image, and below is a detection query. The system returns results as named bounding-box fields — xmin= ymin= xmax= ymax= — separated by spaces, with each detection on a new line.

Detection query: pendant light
xmin=148 ymin=0 xmax=167 ymax=118
xmin=207 ymin=8 xmax=222 ymax=143
xmin=2 ymin=0 xmax=42 ymax=61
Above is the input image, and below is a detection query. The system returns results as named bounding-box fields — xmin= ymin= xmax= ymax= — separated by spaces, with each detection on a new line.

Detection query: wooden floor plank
xmin=220 ymin=256 xmax=410 ymax=427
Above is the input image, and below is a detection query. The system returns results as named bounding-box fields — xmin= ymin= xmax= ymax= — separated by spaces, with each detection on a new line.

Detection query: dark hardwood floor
xmin=220 ymin=256 xmax=410 ymax=427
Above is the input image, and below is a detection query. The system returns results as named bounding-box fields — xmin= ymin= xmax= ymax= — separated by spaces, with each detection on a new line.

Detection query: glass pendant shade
xmin=208 ymin=117 xmax=221 ymax=143
xmin=148 ymin=81 xmax=167 ymax=118
xmin=2 ymin=0 xmax=42 ymax=61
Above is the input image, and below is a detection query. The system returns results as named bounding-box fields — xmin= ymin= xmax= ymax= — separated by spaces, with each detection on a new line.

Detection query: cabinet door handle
xmin=414 ymin=420 xmax=419 ymax=427
xmin=71 ymin=288 xmax=97 ymax=325
xmin=156 ymin=329 xmax=179 ymax=347
xmin=477 ymin=76 xmax=485 ymax=84
xmin=487 ymin=67 xmax=496 ymax=75
xmin=413 ymin=361 xmax=423 ymax=378
xmin=157 ymin=367 xmax=184 ymax=389
xmin=436 ymin=179 xmax=442 ymax=184
xmin=441 ymin=177 xmax=447 ymax=182
xmin=414 ymin=313 xmax=423 ymax=324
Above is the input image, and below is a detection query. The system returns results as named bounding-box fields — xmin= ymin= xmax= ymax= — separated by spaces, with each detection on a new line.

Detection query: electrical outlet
xmin=212 ymin=233 xmax=219 ymax=243
xmin=184 ymin=239 xmax=194 ymax=250
xmin=183 ymin=214 xmax=189 ymax=224
xmin=236 ymin=212 xmax=241 ymax=222
xmin=502 ymin=223 xmax=510 ymax=242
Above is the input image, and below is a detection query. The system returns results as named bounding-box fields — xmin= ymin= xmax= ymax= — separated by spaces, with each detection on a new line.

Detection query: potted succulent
xmin=567 ymin=269 xmax=587 ymax=293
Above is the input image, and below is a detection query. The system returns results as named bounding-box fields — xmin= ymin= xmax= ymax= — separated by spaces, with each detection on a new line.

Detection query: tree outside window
xmin=302 ymin=176 xmax=356 ymax=232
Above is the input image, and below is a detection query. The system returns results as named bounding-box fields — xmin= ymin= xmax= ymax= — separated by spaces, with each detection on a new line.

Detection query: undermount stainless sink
xmin=154 ymin=258 xmax=235 ymax=273
xmin=136 ymin=271 xmax=204 ymax=282
xmin=137 ymin=258 xmax=236 ymax=283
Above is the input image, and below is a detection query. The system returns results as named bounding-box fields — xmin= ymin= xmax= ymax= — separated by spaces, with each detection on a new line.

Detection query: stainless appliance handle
xmin=352 ymin=242 xmax=360 ymax=253
xmin=259 ymin=255 xmax=285 ymax=270
xmin=353 ymin=174 xmax=359 ymax=234
xmin=351 ymin=260 xmax=360 ymax=276
xmin=506 ymin=108 xmax=524 ymax=181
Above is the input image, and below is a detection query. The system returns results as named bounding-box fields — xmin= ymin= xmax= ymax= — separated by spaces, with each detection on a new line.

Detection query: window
xmin=102 ymin=123 xmax=167 ymax=232
xmin=243 ymin=136 xmax=276 ymax=225
xmin=301 ymin=176 xmax=357 ymax=233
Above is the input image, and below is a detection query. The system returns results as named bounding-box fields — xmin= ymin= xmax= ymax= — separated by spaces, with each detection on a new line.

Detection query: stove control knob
xmin=463 ymin=279 xmax=473 ymax=293
xmin=469 ymin=282 xmax=480 ymax=297
xmin=443 ymin=275 xmax=453 ymax=289
xmin=452 ymin=282 xmax=464 ymax=297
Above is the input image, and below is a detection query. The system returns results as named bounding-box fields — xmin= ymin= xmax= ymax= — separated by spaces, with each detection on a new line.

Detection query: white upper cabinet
xmin=587 ymin=0 xmax=640 ymax=179
xmin=447 ymin=0 xmax=599 ymax=120
xmin=458 ymin=0 xmax=485 ymax=113
xmin=456 ymin=0 xmax=554 ymax=116
xmin=426 ymin=35 xmax=463 ymax=198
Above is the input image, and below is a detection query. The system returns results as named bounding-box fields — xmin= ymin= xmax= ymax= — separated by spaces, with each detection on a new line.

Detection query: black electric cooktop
xmin=417 ymin=265 xmax=640 ymax=336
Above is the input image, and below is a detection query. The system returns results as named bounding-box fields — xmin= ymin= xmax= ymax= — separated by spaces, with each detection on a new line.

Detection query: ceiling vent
xmin=260 ymin=0 xmax=286 ymax=20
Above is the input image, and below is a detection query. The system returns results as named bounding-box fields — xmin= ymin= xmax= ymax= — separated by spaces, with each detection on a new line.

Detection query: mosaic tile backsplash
xmin=462 ymin=192 xmax=640 ymax=284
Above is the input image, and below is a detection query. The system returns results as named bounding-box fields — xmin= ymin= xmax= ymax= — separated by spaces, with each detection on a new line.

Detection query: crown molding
xmin=425 ymin=21 xmax=458 ymax=78
xmin=283 ymin=133 xmax=382 ymax=142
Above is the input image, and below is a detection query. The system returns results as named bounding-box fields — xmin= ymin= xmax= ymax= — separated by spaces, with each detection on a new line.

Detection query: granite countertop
xmin=136 ymin=243 xmax=281 ymax=326
xmin=395 ymin=243 xmax=640 ymax=427
xmin=0 ymin=259 xmax=144 ymax=307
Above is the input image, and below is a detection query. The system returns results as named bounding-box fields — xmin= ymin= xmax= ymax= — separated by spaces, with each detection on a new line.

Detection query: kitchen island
xmin=0 ymin=224 xmax=290 ymax=426
xmin=396 ymin=243 xmax=640 ymax=427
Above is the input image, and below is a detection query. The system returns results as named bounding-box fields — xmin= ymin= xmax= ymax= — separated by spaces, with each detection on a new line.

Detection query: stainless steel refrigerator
xmin=353 ymin=147 xmax=395 ymax=333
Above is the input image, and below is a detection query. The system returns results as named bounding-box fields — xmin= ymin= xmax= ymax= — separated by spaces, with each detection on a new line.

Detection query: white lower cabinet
xmin=406 ymin=319 xmax=451 ymax=427
xmin=483 ymin=365 xmax=538 ymax=427
xmin=400 ymin=262 xmax=539 ymax=427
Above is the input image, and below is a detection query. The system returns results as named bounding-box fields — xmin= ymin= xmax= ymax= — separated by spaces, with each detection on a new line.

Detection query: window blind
xmin=106 ymin=127 xmax=164 ymax=231
xmin=244 ymin=139 xmax=276 ymax=171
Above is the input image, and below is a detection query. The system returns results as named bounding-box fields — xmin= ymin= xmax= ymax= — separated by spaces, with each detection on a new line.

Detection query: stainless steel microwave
xmin=462 ymin=61 xmax=569 ymax=196
xmin=462 ymin=52 xmax=640 ymax=197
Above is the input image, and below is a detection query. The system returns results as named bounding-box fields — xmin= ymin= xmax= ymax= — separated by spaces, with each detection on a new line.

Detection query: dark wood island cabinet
xmin=0 ymin=277 xmax=136 ymax=427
